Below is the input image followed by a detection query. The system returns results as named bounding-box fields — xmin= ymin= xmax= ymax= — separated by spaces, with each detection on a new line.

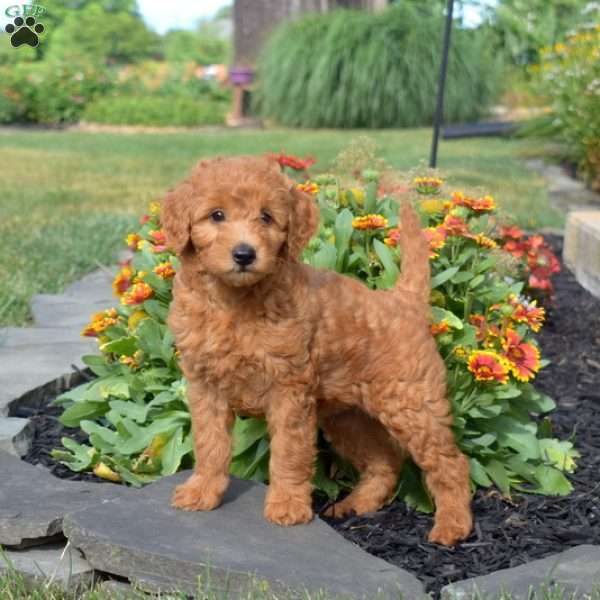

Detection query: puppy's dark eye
xmin=261 ymin=211 xmax=273 ymax=225
xmin=210 ymin=210 xmax=226 ymax=222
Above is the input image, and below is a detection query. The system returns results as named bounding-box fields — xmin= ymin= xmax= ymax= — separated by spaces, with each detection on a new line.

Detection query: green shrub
xmin=254 ymin=5 xmax=502 ymax=128
xmin=82 ymin=95 xmax=226 ymax=127
xmin=0 ymin=60 xmax=112 ymax=124
xmin=531 ymin=22 xmax=600 ymax=190
xmin=53 ymin=152 xmax=576 ymax=509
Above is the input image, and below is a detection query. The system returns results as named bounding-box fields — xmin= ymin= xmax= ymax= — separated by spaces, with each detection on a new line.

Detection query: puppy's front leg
xmin=172 ymin=381 xmax=234 ymax=512
xmin=264 ymin=387 xmax=317 ymax=526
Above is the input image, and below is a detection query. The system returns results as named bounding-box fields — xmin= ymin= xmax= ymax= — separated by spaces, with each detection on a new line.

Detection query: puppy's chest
xmin=182 ymin=313 xmax=312 ymax=412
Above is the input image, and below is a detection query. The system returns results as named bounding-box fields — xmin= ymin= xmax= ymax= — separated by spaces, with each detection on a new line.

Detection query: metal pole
xmin=429 ymin=0 xmax=455 ymax=168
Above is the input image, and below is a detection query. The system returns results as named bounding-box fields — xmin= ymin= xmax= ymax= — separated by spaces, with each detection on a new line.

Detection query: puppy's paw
xmin=264 ymin=488 xmax=313 ymax=526
xmin=428 ymin=514 xmax=472 ymax=546
xmin=322 ymin=494 xmax=382 ymax=519
xmin=171 ymin=474 xmax=227 ymax=512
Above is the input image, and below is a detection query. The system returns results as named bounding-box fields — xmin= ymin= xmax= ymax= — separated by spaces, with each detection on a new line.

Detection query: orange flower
xmin=423 ymin=226 xmax=447 ymax=258
xmin=121 ymin=282 xmax=153 ymax=306
xmin=467 ymin=351 xmax=510 ymax=384
xmin=81 ymin=308 xmax=119 ymax=337
xmin=149 ymin=230 xmax=166 ymax=245
xmin=501 ymin=328 xmax=541 ymax=382
xmin=414 ymin=176 xmax=443 ymax=195
xmin=474 ymin=233 xmax=498 ymax=249
xmin=509 ymin=295 xmax=545 ymax=332
xmin=297 ymin=182 xmax=320 ymax=194
xmin=112 ymin=263 xmax=134 ymax=297
xmin=430 ymin=321 xmax=450 ymax=336
xmin=126 ymin=233 xmax=140 ymax=250
xmin=352 ymin=214 xmax=388 ymax=230
xmin=499 ymin=225 xmax=524 ymax=240
xmin=441 ymin=214 xmax=470 ymax=237
xmin=154 ymin=261 xmax=176 ymax=279
xmin=451 ymin=192 xmax=496 ymax=212
xmin=383 ymin=227 xmax=402 ymax=247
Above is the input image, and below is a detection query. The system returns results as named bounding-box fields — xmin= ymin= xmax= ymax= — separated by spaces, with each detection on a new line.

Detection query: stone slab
xmin=62 ymin=268 xmax=115 ymax=303
xmin=442 ymin=545 xmax=600 ymax=600
xmin=0 ymin=327 xmax=98 ymax=416
xmin=564 ymin=211 xmax=600 ymax=299
xmin=0 ymin=451 xmax=131 ymax=547
xmin=0 ymin=542 xmax=94 ymax=591
xmin=0 ymin=417 xmax=33 ymax=456
xmin=31 ymin=294 xmax=114 ymax=329
xmin=64 ymin=471 xmax=426 ymax=600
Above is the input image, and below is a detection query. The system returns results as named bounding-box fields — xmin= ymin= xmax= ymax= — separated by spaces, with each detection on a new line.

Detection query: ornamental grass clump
xmin=54 ymin=152 xmax=576 ymax=511
xmin=254 ymin=4 xmax=502 ymax=128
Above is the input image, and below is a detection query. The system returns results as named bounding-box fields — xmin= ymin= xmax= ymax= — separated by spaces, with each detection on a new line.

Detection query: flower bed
xmin=49 ymin=152 xmax=574 ymax=512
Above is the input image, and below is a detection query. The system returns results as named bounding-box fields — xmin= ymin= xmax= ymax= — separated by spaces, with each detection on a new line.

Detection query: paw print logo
xmin=5 ymin=16 xmax=45 ymax=48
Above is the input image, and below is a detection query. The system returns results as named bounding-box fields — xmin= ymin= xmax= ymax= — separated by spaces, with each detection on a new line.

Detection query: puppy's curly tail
xmin=395 ymin=201 xmax=430 ymax=303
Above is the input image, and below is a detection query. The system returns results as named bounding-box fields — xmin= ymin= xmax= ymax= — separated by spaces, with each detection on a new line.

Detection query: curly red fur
xmin=164 ymin=156 xmax=472 ymax=546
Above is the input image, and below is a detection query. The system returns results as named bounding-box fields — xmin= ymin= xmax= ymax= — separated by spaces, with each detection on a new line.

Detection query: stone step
xmin=31 ymin=294 xmax=114 ymax=329
xmin=564 ymin=211 xmax=600 ymax=298
xmin=0 ymin=328 xmax=98 ymax=416
xmin=0 ymin=542 xmax=94 ymax=592
xmin=0 ymin=451 xmax=132 ymax=548
xmin=442 ymin=545 xmax=600 ymax=599
xmin=0 ymin=417 xmax=33 ymax=457
xmin=62 ymin=268 xmax=116 ymax=303
xmin=63 ymin=470 xmax=426 ymax=600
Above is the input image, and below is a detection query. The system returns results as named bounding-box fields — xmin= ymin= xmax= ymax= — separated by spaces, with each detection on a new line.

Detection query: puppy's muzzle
xmin=232 ymin=243 xmax=257 ymax=269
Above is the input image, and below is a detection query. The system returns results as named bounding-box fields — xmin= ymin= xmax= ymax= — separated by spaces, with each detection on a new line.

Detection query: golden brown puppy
xmin=162 ymin=155 xmax=472 ymax=546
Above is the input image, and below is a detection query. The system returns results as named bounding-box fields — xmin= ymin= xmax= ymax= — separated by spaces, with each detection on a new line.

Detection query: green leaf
xmin=430 ymin=306 xmax=464 ymax=330
xmin=55 ymin=438 xmax=97 ymax=471
xmin=468 ymin=274 xmax=485 ymax=289
xmin=373 ymin=238 xmax=399 ymax=289
xmin=431 ymin=266 xmax=460 ymax=288
xmin=495 ymin=386 xmax=522 ymax=399
xmin=232 ymin=418 xmax=268 ymax=457
xmin=100 ymin=337 xmax=137 ymax=357
xmin=161 ymin=428 xmax=192 ymax=475
xmin=108 ymin=400 xmax=149 ymax=423
xmin=484 ymin=459 xmax=511 ymax=496
xmin=136 ymin=319 xmax=165 ymax=360
xmin=53 ymin=382 xmax=92 ymax=406
xmin=469 ymin=457 xmax=492 ymax=487
xmin=82 ymin=354 xmax=114 ymax=377
xmin=334 ymin=209 xmax=354 ymax=270
xmin=451 ymin=271 xmax=474 ymax=284
xmin=59 ymin=401 xmax=107 ymax=428
xmin=310 ymin=243 xmax=337 ymax=270
xmin=539 ymin=438 xmax=579 ymax=473
xmin=143 ymin=299 xmax=169 ymax=322
xmin=313 ymin=457 xmax=341 ymax=499
xmin=396 ymin=459 xmax=433 ymax=513
xmin=533 ymin=465 xmax=573 ymax=496
xmin=364 ymin=181 xmax=378 ymax=213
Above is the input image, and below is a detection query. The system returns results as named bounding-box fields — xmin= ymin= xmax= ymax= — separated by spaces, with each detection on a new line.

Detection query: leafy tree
xmin=484 ymin=0 xmax=593 ymax=64
xmin=45 ymin=2 xmax=160 ymax=64
xmin=162 ymin=21 xmax=230 ymax=65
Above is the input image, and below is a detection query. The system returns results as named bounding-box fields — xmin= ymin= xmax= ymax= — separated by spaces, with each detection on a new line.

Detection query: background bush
xmin=254 ymin=4 xmax=502 ymax=129
xmin=531 ymin=21 xmax=600 ymax=190
xmin=83 ymin=95 xmax=226 ymax=126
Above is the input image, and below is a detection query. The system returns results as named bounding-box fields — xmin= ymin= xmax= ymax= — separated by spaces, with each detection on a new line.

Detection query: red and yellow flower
xmin=297 ymin=182 xmax=320 ymax=195
xmin=451 ymin=192 xmax=496 ymax=212
xmin=430 ymin=320 xmax=451 ymax=336
xmin=474 ymin=233 xmax=498 ymax=249
xmin=423 ymin=226 xmax=447 ymax=258
xmin=508 ymin=295 xmax=545 ymax=332
xmin=126 ymin=233 xmax=141 ymax=250
xmin=414 ymin=176 xmax=443 ymax=195
xmin=270 ymin=153 xmax=316 ymax=171
xmin=501 ymin=328 xmax=541 ymax=382
xmin=153 ymin=261 xmax=176 ymax=279
xmin=384 ymin=227 xmax=401 ymax=247
xmin=352 ymin=214 xmax=388 ymax=230
xmin=467 ymin=350 xmax=510 ymax=384
xmin=121 ymin=282 xmax=153 ymax=306
xmin=82 ymin=308 xmax=119 ymax=337
xmin=112 ymin=262 xmax=134 ymax=297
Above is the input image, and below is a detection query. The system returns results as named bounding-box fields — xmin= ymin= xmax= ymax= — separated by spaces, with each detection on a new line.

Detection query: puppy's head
xmin=161 ymin=156 xmax=319 ymax=288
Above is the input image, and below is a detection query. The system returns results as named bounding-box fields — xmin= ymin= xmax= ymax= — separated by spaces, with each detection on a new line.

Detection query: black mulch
xmin=14 ymin=234 xmax=600 ymax=596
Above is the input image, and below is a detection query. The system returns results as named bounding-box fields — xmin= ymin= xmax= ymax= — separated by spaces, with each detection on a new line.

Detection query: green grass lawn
xmin=0 ymin=127 xmax=561 ymax=327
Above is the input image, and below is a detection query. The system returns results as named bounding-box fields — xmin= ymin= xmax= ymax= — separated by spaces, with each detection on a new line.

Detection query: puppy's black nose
xmin=232 ymin=243 xmax=256 ymax=267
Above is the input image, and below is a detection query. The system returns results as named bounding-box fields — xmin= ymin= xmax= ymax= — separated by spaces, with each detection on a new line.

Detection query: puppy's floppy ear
xmin=161 ymin=182 xmax=194 ymax=255
xmin=284 ymin=184 xmax=320 ymax=260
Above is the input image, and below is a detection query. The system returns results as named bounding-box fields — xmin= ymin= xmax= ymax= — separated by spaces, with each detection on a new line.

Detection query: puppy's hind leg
xmin=320 ymin=408 xmax=405 ymax=518
xmin=377 ymin=393 xmax=472 ymax=546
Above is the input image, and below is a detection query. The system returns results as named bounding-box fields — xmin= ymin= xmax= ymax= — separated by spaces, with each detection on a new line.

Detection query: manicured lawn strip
xmin=0 ymin=128 xmax=561 ymax=326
